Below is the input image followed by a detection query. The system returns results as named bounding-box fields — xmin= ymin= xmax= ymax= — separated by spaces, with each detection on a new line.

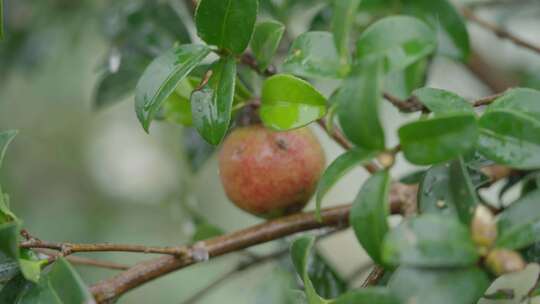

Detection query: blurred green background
xmin=1 ymin=0 xmax=540 ymax=303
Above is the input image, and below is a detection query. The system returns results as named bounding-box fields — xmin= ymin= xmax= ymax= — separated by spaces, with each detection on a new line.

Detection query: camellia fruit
xmin=218 ymin=125 xmax=326 ymax=218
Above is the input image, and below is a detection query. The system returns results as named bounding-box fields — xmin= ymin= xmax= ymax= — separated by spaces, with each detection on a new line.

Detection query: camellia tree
xmin=1 ymin=0 xmax=540 ymax=303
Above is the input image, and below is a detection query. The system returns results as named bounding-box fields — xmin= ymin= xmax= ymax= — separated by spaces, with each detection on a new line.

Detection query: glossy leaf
xmin=260 ymin=74 xmax=327 ymax=130
xmin=383 ymin=215 xmax=479 ymax=267
xmin=0 ymin=130 xmax=17 ymax=169
xmin=331 ymin=0 xmax=361 ymax=61
xmin=191 ymin=56 xmax=237 ymax=145
xmin=283 ymin=32 xmax=346 ymax=79
xmin=389 ymin=267 xmax=490 ymax=304
xmin=350 ymin=171 xmax=391 ymax=265
xmin=356 ymin=16 xmax=436 ymax=72
xmin=17 ymin=258 xmax=94 ymax=303
xmin=413 ymin=87 xmax=474 ymax=115
xmin=290 ymin=236 xmax=328 ymax=304
xmin=497 ymin=189 xmax=540 ymax=250
xmin=19 ymin=249 xmax=45 ymax=283
xmin=309 ymin=252 xmax=348 ymax=299
xmin=336 ymin=58 xmax=385 ymax=150
xmin=478 ymin=110 xmax=540 ymax=169
xmin=402 ymin=0 xmax=470 ymax=61
xmin=0 ymin=256 xmax=19 ymax=283
xmin=449 ymin=157 xmax=479 ymax=224
xmin=332 ymin=288 xmax=398 ymax=304
xmin=251 ymin=21 xmax=285 ymax=70
xmin=316 ymin=148 xmax=377 ymax=220
xmin=418 ymin=164 xmax=458 ymax=216
xmin=486 ymin=88 xmax=540 ymax=121
xmin=135 ymin=44 xmax=210 ymax=132
xmin=195 ymin=0 xmax=258 ymax=54
xmin=384 ymin=59 xmax=427 ymax=99
xmin=0 ymin=0 xmax=3 ymax=40
xmin=399 ymin=113 xmax=478 ymax=165
xmin=163 ymin=92 xmax=192 ymax=126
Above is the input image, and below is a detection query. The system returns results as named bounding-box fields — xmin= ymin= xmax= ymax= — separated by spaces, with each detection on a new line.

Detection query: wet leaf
xmin=402 ymin=0 xmax=470 ymax=61
xmin=449 ymin=157 xmax=479 ymax=225
xmin=356 ymin=16 xmax=436 ymax=72
xmin=497 ymin=189 xmax=540 ymax=250
xmin=336 ymin=58 xmax=385 ymax=151
xmin=383 ymin=214 xmax=479 ymax=267
xmin=331 ymin=0 xmax=361 ymax=61
xmin=413 ymin=87 xmax=474 ymax=115
xmin=389 ymin=267 xmax=490 ymax=304
xmin=316 ymin=148 xmax=377 ymax=220
xmin=251 ymin=21 xmax=285 ymax=70
xmin=260 ymin=74 xmax=327 ymax=130
xmin=399 ymin=113 xmax=478 ymax=165
xmin=191 ymin=56 xmax=237 ymax=145
xmin=135 ymin=44 xmax=210 ymax=132
xmin=478 ymin=110 xmax=540 ymax=169
xmin=195 ymin=0 xmax=258 ymax=54
xmin=350 ymin=171 xmax=391 ymax=265
xmin=283 ymin=32 xmax=346 ymax=79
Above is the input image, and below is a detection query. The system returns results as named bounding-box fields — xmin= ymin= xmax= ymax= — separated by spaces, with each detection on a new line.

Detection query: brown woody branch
xmin=462 ymin=7 xmax=540 ymax=55
xmin=89 ymin=197 xmax=409 ymax=303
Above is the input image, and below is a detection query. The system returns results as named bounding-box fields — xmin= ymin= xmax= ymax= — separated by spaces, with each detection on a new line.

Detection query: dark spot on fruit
xmin=276 ymin=138 xmax=288 ymax=150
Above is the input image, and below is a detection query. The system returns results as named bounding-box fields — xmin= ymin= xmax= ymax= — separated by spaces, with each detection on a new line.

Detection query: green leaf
xmin=389 ymin=267 xmax=490 ymax=304
xmin=449 ymin=157 xmax=479 ymax=224
xmin=478 ymin=110 xmax=540 ymax=169
xmin=402 ymin=0 xmax=470 ymax=61
xmin=384 ymin=59 xmax=428 ymax=99
xmin=0 ymin=130 xmax=17 ymax=169
xmin=283 ymin=32 xmax=347 ymax=79
xmin=291 ymin=236 xmax=328 ymax=304
xmin=413 ymin=87 xmax=474 ymax=115
xmin=418 ymin=164 xmax=458 ymax=216
xmin=0 ymin=0 xmax=3 ymax=41
xmin=0 ymin=274 xmax=29 ymax=303
xmin=0 ymin=255 xmax=19 ymax=283
xmin=399 ymin=113 xmax=478 ymax=165
xmin=356 ymin=16 xmax=437 ymax=72
xmin=191 ymin=56 xmax=237 ymax=145
xmin=336 ymin=58 xmax=385 ymax=150
xmin=260 ymin=74 xmax=327 ymax=130
xmin=0 ymin=223 xmax=18 ymax=260
xmin=383 ymin=214 xmax=479 ymax=267
xmin=195 ymin=0 xmax=258 ymax=54
xmin=316 ymin=148 xmax=377 ymax=220
xmin=135 ymin=44 xmax=210 ymax=132
xmin=486 ymin=88 xmax=540 ymax=121
xmin=18 ymin=258 xmax=94 ymax=303
xmin=308 ymin=252 xmax=348 ymax=299
xmin=331 ymin=0 xmax=361 ymax=62
xmin=163 ymin=92 xmax=193 ymax=126
xmin=350 ymin=171 xmax=391 ymax=265
xmin=497 ymin=189 xmax=540 ymax=250
xmin=19 ymin=249 xmax=45 ymax=283
xmin=251 ymin=21 xmax=285 ymax=71
xmin=94 ymin=69 xmax=139 ymax=110
xmin=191 ymin=222 xmax=224 ymax=242
xmin=332 ymin=288 xmax=399 ymax=304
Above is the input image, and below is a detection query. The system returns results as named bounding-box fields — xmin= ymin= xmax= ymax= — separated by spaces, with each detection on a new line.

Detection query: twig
xmin=361 ymin=266 xmax=385 ymax=287
xmin=20 ymin=240 xmax=188 ymax=256
xmin=462 ymin=7 xmax=540 ymax=55
xmin=90 ymin=202 xmax=406 ymax=303
xmin=66 ymin=256 xmax=131 ymax=271
xmin=383 ymin=91 xmax=504 ymax=113
xmin=240 ymin=53 xmax=277 ymax=77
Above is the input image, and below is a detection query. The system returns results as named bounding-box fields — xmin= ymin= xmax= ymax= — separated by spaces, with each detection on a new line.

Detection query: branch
xmin=383 ymin=91 xmax=505 ymax=113
xmin=21 ymin=240 xmax=187 ymax=256
xmin=462 ymin=7 xmax=540 ymax=55
xmin=89 ymin=200 xmax=406 ymax=303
